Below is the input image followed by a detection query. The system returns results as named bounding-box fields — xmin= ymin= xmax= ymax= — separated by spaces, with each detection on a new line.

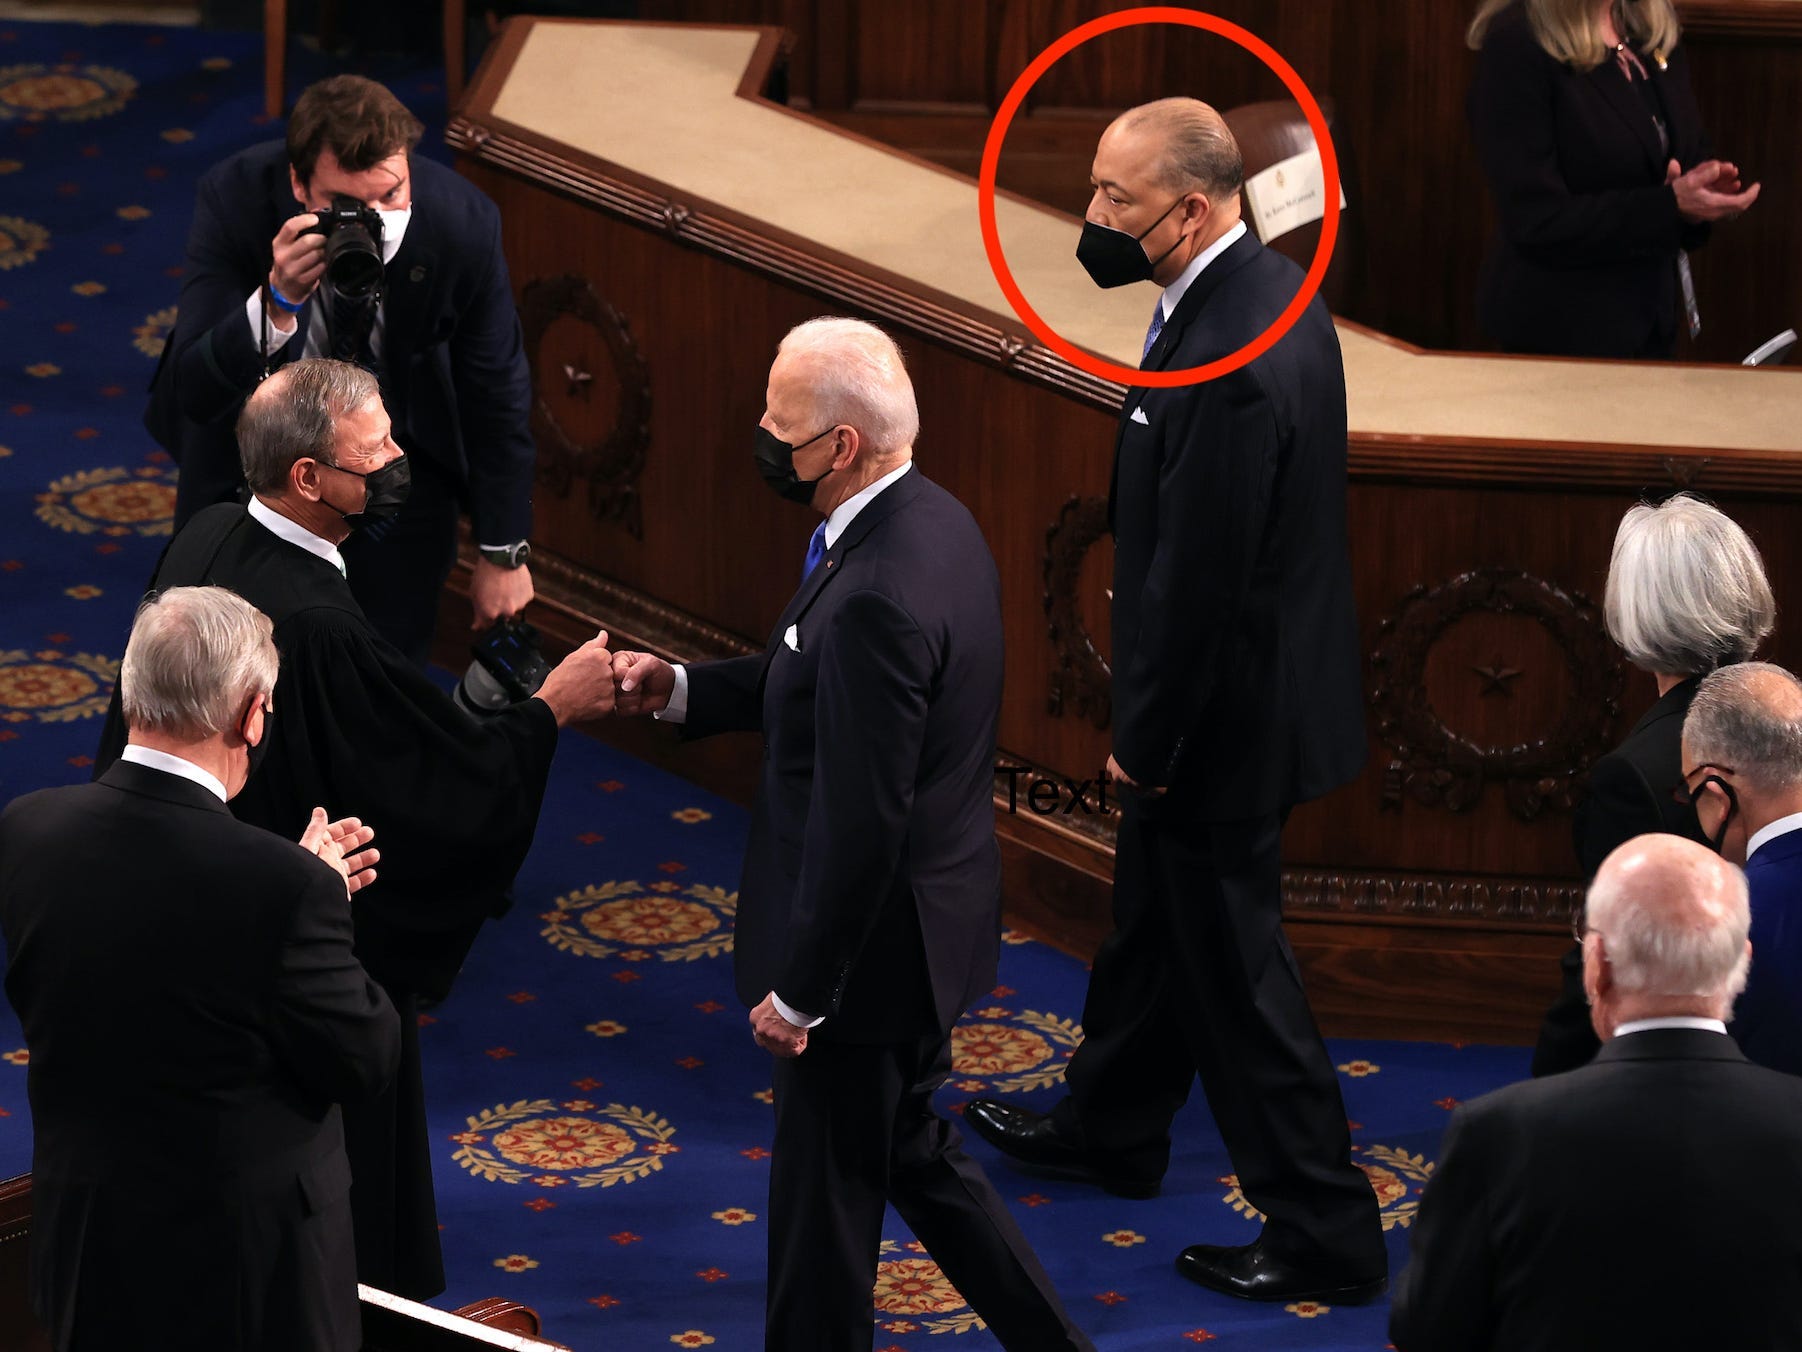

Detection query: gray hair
xmin=1587 ymin=843 xmax=1751 ymax=1003
xmin=1605 ymin=494 xmax=1774 ymax=677
xmin=238 ymin=357 xmax=380 ymax=493
xmin=1120 ymin=97 xmax=1244 ymax=199
xmin=1685 ymin=663 xmax=1802 ymax=796
xmin=777 ymin=318 xmax=919 ymax=459
xmin=120 ymin=586 xmax=279 ymax=739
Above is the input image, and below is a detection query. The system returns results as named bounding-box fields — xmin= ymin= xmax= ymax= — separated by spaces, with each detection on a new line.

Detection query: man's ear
xmin=289 ymin=164 xmax=309 ymax=208
xmin=289 ymin=456 xmax=326 ymax=503
xmin=829 ymin=425 xmax=861 ymax=473
xmin=1180 ymin=190 xmax=1212 ymax=232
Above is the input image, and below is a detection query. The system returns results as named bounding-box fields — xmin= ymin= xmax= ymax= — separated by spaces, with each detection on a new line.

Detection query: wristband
xmin=266 ymin=282 xmax=305 ymax=315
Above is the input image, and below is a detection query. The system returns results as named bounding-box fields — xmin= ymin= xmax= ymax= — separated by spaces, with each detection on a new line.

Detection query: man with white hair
xmin=968 ymin=97 xmax=1382 ymax=1304
xmin=611 ymin=318 xmax=1094 ymax=1351
xmin=1681 ymin=661 xmax=1802 ymax=1073
xmin=2 ymin=586 xmax=398 ymax=1351
xmin=1391 ymin=833 xmax=1802 ymax=1350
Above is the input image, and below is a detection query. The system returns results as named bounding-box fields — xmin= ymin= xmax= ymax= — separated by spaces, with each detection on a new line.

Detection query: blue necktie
xmin=1140 ymin=301 xmax=1166 ymax=367
xmin=802 ymin=523 xmax=828 ymax=580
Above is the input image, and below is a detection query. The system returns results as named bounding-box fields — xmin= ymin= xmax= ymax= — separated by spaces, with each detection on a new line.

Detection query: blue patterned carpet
xmin=0 ymin=18 xmax=1531 ymax=1349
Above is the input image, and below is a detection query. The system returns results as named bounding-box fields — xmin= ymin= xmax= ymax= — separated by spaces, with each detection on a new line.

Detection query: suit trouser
xmin=1053 ymin=806 xmax=1384 ymax=1272
xmin=768 ymin=1035 xmax=1094 ymax=1352
xmin=341 ymin=455 xmax=460 ymax=669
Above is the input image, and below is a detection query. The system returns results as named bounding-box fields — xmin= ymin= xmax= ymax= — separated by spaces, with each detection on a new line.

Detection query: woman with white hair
xmin=1466 ymin=0 xmax=1758 ymax=358
xmin=1531 ymin=492 xmax=1774 ymax=1075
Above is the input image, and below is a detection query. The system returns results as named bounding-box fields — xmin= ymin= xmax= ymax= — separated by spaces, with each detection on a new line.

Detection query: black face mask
xmin=328 ymin=454 xmax=412 ymax=532
xmin=1076 ymin=197 xmax=1187 ymax=289
xmin=753 ymin=424 xmax=836 ymax=505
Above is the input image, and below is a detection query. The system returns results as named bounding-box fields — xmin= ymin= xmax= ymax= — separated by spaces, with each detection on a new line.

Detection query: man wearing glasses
xmin=1678 ymin=662 xmax=1802 ymax=1075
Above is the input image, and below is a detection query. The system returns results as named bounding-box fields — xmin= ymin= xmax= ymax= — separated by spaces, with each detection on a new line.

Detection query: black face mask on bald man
xmin=1076 ymin=197 xmax=1186 ymax=289
xmin=753 ymin=424 xmax=835 ymax=505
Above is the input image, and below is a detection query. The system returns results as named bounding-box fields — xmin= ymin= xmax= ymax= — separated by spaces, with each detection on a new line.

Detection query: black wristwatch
xmin=478 ymin=541 xmax=532 ymax=569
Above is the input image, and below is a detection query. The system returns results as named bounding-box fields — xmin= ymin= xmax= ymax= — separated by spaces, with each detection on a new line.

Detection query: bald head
xmin=773 ymin=318 xmax=918 ymax=463
xmin=1111 ymin=97 xmax=1244 ymax=201
xmin=237 ymin=357 xmax=380 ymax=494
xmin=1587 ymin=835 xmax=1750 ymax=1019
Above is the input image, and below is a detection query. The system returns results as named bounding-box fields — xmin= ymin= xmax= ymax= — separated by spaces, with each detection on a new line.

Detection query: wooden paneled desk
xmin=448 ymin=18 xmax=1802 ymax=1040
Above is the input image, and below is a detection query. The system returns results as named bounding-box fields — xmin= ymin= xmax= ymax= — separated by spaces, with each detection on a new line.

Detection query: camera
xmin=308 ymin=194 xmax=385 ymax=300
xmin=454 ymin=618 xmax=552 ymax=715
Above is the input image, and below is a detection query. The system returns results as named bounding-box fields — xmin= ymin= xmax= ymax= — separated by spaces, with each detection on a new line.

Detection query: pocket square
xmin=1129 ymin=405 xmax=1150 ymax=425
xmin=783 ymin=624 xmax=801 ymax=652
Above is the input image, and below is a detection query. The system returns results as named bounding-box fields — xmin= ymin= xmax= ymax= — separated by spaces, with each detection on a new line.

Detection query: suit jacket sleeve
xmin=1572 ymin=752 xmax=1661 ymax=879
xmin=778 ymin=588 xmax=930 ymax=1017
xmin=1389 ymin=1104 xmax=1498 ymax=1351
xmin=1469 ymin=25 xmax=1688 ymax=267
xmin=267 ymin=862 xmax=401 ymax=1104
xmin=169 ymin=164 xmax=301 ymax=428
xmin=681 ymin=654 xmax=768 ymax=739
xmin=1113 ymin=369 xmax=1277 ymax=788
xmin=449 ymin=200 xmax=536 ymax=545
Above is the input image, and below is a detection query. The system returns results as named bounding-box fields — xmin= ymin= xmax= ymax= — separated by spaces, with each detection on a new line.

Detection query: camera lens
xmin=325 ymin=225 xmax=383 ymax=299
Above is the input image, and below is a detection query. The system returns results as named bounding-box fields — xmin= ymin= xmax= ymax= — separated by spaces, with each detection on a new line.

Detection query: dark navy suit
xmin=1733 ymin=826 xmax=1802 ymax=1075
xmin=682 ymin=469 xmax=1090 ymax=1352
xmin=145 ymin=140 xmax=535 ymax=661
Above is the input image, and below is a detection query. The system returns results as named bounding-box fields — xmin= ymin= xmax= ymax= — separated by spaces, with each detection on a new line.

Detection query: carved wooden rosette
xmin=519 ymin=274 xmax=651 ymax=538
xmin=1369 ymin=568 xmax=1622 ymax=821
xmin=1043 ymin=494 xmax=1112 ymax=729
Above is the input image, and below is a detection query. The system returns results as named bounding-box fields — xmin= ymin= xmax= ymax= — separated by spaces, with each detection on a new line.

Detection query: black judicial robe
xmin=96 ymin=502 xmax=560 ymax=1299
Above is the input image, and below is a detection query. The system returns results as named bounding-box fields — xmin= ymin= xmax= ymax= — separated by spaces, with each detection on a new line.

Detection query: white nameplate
xmin=1242 ymin=147 xmax=1347 ymax=244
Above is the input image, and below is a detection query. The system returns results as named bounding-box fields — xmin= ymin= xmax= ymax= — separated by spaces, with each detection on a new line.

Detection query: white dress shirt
xmin=119 ymin=744 xmax=227 ymax=803
xmin=248 ymin=494 xmax=346 ymax=576
xmin=1156 ymin=218 xmax=1249 ymax=322
xmin=1613 ymin=1016 xmax=1729 ymax=1038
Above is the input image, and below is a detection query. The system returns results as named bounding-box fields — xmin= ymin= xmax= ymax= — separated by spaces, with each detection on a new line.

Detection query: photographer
xmin=147 ymin=74 xmax=536 ymax=666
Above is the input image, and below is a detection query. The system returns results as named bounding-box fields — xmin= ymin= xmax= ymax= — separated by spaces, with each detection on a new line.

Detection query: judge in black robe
xmin=96 ymin=359 xmax=616 ymax=1297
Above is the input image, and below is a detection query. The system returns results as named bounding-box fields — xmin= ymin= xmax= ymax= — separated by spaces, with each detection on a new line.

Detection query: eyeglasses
xmin=1673 ymin=764 xmax=1736 ymax=807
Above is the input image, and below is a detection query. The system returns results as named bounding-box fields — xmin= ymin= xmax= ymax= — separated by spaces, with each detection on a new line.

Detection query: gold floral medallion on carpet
xmin=0 ymin=216 xmax=49 ymax=270
xmin=451 ymin=1098 xmax=678 ymax=1188
xmin=541 ymin=879 xmax=736 ymax=961
xmin=35 ymin=466 xmax=177 ymax=536
xmin=0 ymin=64 xmax=137 ymax=121
xmin=873 ymin=1242 xmax=984 ymax=1336
xmin=948 ymin=1005 xmax=1082 ymax=1094
xmin=0 ymin=649 xmax=117 ymax=723
xmin=1221 ymin=1144 xmax=1433 ymax=1231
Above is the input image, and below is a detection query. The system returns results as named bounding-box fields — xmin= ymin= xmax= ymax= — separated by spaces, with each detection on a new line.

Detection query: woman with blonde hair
xmin=1466 ymin=0 xmax=1759 ymax=358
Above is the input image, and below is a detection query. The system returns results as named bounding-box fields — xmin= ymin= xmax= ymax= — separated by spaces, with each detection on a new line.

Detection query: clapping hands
xmin=298 ymin=806 xmax=379 ymax=898
xmin=1669 ymin=158 xmax=1760 ymax=223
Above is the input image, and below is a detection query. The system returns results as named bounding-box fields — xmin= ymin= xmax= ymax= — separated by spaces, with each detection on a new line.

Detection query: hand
xmin=612 ymin=650 xmax=675 ymax=716
xmin=749 ymin=993 xmax=809 ymax=1058
xmin=533 ymin=628 xmax=614 ymax=727
xmin=1669 ymin=158 xmax=1760 ymax=223
xmin=268 ymin=212 xmax=325 ymax=317
xmin=297 ymin=806 xmax=380 ymax=897
xmin=471 ymin=558 xmax=535 ymax=631
xmin=1105 ymin=753 xmax=1166 ymax=798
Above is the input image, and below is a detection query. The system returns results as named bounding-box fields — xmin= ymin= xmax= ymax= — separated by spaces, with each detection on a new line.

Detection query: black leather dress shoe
xmin=1174 ymin=1241 xmax=1387 ymax=1304
xmin=963 ymin=1099 xmax=1160 ymax=1199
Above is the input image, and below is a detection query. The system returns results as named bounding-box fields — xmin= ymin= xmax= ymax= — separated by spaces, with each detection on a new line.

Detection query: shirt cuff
xmin=653 ymin=663 xmax=689 ymax=724
xmin=770 ymin=991 xmax=823 ymax=1029
xmin=245 ymin=289 xmax=300 ymax=356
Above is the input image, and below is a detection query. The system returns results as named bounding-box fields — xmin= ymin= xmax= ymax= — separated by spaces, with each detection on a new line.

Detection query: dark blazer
xmin=1732 ymin=827 xmax=1802 ymax=1075
xmin=0 ymin=761 xmax=398 ymax=1352
xmin=93 ymin=503 xmax=560 ymax=1297
xmin=1572 ymin=675 xmax=1709 ymax=878
xmin=1393 ymin=1028 xmax=1802 ymax=1351
xmin=1469 ymin=3 xmax=1713 ymax=358
xmin=1112 ymin=229 xmax=1365 ymax=819
xmin=1531 ymin=676 xmax=1710 ymax=1077
xmin=683 ymin=470 xmax=1004 ymax=1042
xmin=146 ymin=141 xmax=535 ymax=543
